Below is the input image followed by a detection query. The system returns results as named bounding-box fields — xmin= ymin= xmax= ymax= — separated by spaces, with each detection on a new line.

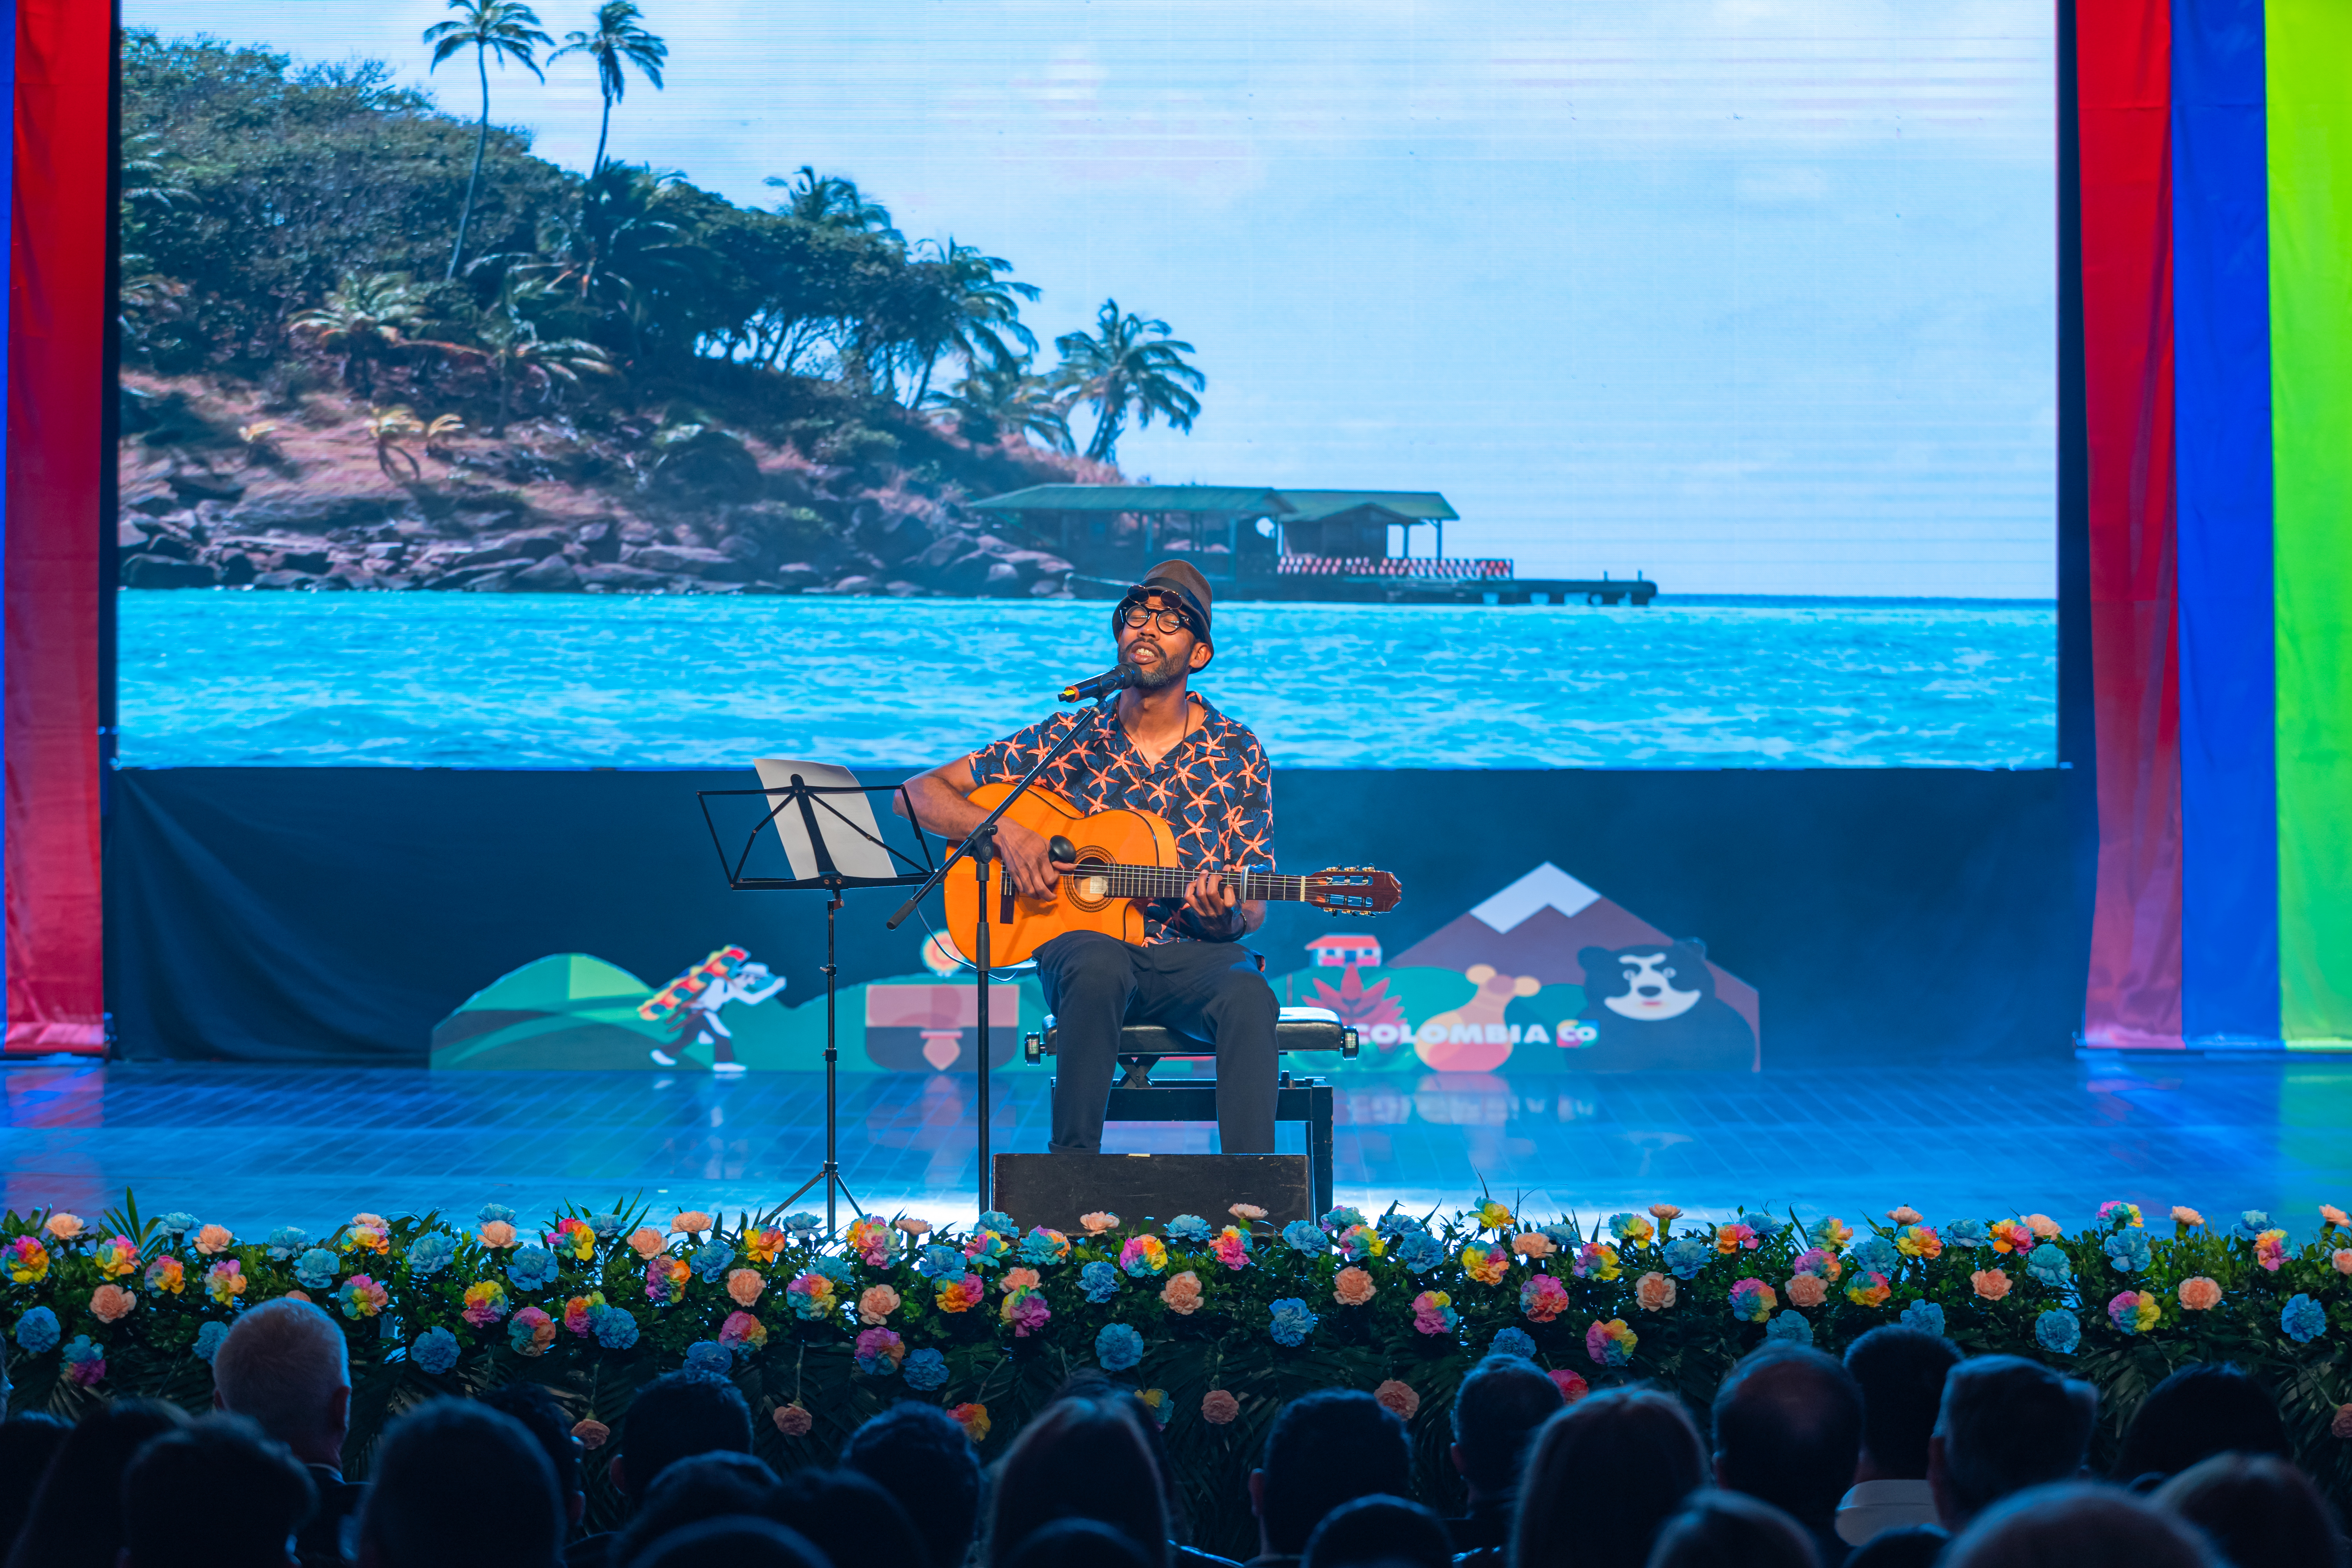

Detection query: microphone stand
xmin=887 ymin=691 xmax=1122 ymax=1212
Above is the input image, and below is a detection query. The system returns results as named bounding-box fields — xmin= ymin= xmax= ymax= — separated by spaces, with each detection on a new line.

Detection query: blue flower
xmin=506 ymin=1246 xmax=559 ymax=1291
xmin=2026 ymin=1243 xmax=2073 ymax=1287
xmin=811 ymin=1254 xmax=853 ymax=1285
xmin=193 ymin=1321 xmax=231 ymax=1363
xmin=1378 ymin=1210 xmax=1428 ymax=1240
xmin=1746 ymin=1212 xmax=1788 ymax=1241
xmin=1608 ymin=1212 xmax=1646 ymax=1243
xmin=1664 ymin=1237 xmax=1710 ymax=1281
xmin=1096 ymin=1323 xmax=1145 ymax=1372
xmin=1396 ymin=1232 xmax=1445 ymax=1273
xmin=685 ymin=1340 xmax=734 ymax=1375
xmin=1167 ymin=1215 xmax=1212 ymax=1243
xmin=1016 ymin=1232 xmax=1066 ymax=1266
xmin=63 ymin=1335 xmax=103 ymax=1371
xmin=588 ymin=1213 xmax=622 ymax=1239
xmin=591 ymin=1305 xmax=640 ymax=1350
xmin=1944 ymin=1219 xmax=1989 ymax=1249
xmin=2281 ymin=1294 xmax=2327 ymax=1345
xmin=784 ymin=1212 xmax=824 ymax=1236
xmin=1765 ymin=1311 xmax=1812 ymax=1345
xmin=1541 ymin=1221 xmax=1582 ymax=1251
xmin=1081 ymin=1261 xmax=1121 ymax=1303
xmin=1900 ymin=1301 xmax=1947 ymax=1337
xmin=978 ymin=1211 xmax=1016 ymax=1234
xmin=293 ymin=1248 xmax=340 ymax=1290
xmin=265 ymin=1227 xmax=310 ymax=1261
xmin=477 ymin=1203 xmax=517 ymax=1225
xmin=1282 ymin=1220 xmax=1327 ymax=1256
xmin=2103 ymin=1230 xmax=2151 ymax=1274
xmin=160 ymin=1211 xmax=198 ymax=1237
xmin=1320 ymin=1206 xmax=1368 ymax=1233
xmin=904 ymin=1348 xmax=949 ymax=1390
xmin=410 ymin=1326 xmax=459 ymax=1375
xmin=2034 ymin=1308 xmax=2081 ymax=1354
xmin=1489 ymin=1327 xmax=1538 ymax=1361
xmin=2231 ymin=1210 xmax=2272 ymax=1241
xmin=407 ymin=1234 xmax=456 ymax=1277
xmin=15 ymin=1306 xmax=60 ymax=1354
xmin=1268 ymin=1297 xmax=1319 ymax=1347
xmin=688 ymin=1240 xmax=733 ymax=1283
xmin=920 ymin=1244 xmax=965 ymax=1279
xmin=1851 ymin=1234 xmax=1898 ymax=1275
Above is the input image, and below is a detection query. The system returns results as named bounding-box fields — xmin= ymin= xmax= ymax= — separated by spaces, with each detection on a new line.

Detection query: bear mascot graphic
xmin=1570 ymin=940 xmax=1756 ymax=1070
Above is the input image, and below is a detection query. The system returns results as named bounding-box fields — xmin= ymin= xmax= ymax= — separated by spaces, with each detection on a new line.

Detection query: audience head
xmin=612 ymin=1369 xmax=753 ymax=1497
xmin=1449 ymin=1354 xmax=1564 ymax=1503
xmin=2155 ymin=1452 xmax=2347 ymax=1568
xmin=1512 ymin=1388 xmax=1709 ymax=1568
xmin=2114 ymin=1363 xmax=2290 ymax=1485
xmin=210 ymin=1299 xmax=352 ymax=1470
xmin=1843 ymin=1327 xmax=1960 ymax=1481
xmin=1843 ymin=1526 xmax=1947 ymax=1568
xmin=628 ymin=1517 xmax=828 ymax=1568
xmin=1253 ymin=1390 xmax=1412 ymax=1559
xmin=611 ymin=1450 xmax=779 ymax=1568
xmin=1001 ymin=1518 xmax=1156 ymax=1568
xmin=1051 ymin=1371 xmax=1200 ymax=1541
xmin=4 ymin=1398 xmax=189 ymax=1568
xmin=0 ymin=1414 xmax=70 ymax=1554
xmin=1646 ymin=1490 xmax=1821 ymax=1568
xmin=1301 ymin=1495 xmax=1453 ymax=1568
xmin=988 ymin=1394 xmax=1169 ymax=1568
xmin=842 ymin=1400 xmax=985 ymax=1568
xmin=1710 ymin=1345 xmax=1864 ymax=1533
xmin=1928 ymin=1355 xmax=2099 ymax=1528
xmin=762 ymin=1465 xmax=927 ymax=1568
xmin=120 ymin=1414 xmax=316 ymax=1568
xmin=1944 ymin=1482 xmax=2215 ymax=1568
xmin=479 ymin=1383 xmax=585 ymax=1528
xmin=354 ymin=1400 xmax=562 ymax=1568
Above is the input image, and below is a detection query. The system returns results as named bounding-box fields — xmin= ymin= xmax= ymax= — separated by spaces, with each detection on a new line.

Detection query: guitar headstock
xmin=1303 ymin=866 xmax=1402 ymax=916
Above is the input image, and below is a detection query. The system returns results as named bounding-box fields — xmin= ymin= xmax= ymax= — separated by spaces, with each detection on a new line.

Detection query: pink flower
xmin=572 ymin=1419 xmax=610 ymax=1450
xmin=479 ymin=1221 xmax=518 ymax=1250
xmin=671 ymin=1211 xmax=713 ymax=1235
xmin=846 ymin=1217 xmax=893 ymax=1266
xmin=644 ymin=1255 xmax=690 ymax=1303
xmin=563 ymin=1294 xmax=603 ymax=1335
xmin=998 ymin=1267 xmax=1040 ymax=1295
xmin=1787 ymin=1274 xmax=1829 ymax=1309
xmin=773 ymin=1403 xmax=814 ymax=1437
xmin=1374 ymin=1380 xmax=1420 ymax=1421
xmin=720 ymin=1311 xmax=768 ymax=1350
xmin=896 ymin=1216 xmax=933 ymax=1238
xmin=512 ymin=1307 xmax=557 ymax=1355
xmin=1632 ymin=1272 xmax=1676 ymax=1313
xmin=1971 ymin=1269 xmax=2012 ymax=1301
xmin=935 ymin=1274 xmax=986 ymax=1314
xmin=2333 ymin=1250 xmax=2352 ymax=1276
xmin=726 ymin=1269 xmax=765 ymax=1307
xmin=193 ymin=1225 xmax=234 ymax=1256
xmin=2333 ymin=1404 xmax=2352 ymax=1441
xmin=628 ymin=1228 xmax=666 ymax=1259
xmin=1715 ymin=1223 xmax=1759 ymax=1254
xmin=858 ymin=1285 xmax=901 ymax=1324
xmin=1229 ymin=1203 xmax=1267 ymax=1221
xmin=1523 ymin=1274 xmax=1573 ymax=1322
xmin=2172 ymin=1206 xmax=2205 ymax=1228
xmin=44 ymin=1212 xmax=83 ymax=1240
xmin=1332 ymin=1267 xmax=1375 ymax=1307
xmin=2025 ymin=1214 xmax=2062 ymax=1240
xmin=2178 ymin=1276 xmax=2222 ymax=1310
xmin=89 ymin=1285 xmax=136 ymax=1323
xmin=1648 ymin=1204 xmax=1682 ymax=1223
xmin=2256 ymin=1229 xmax=2289 ymax=1271
xmin=1163 ymin=1271 xmax=1207 ymax=1314
xmin=855 ymin=1326 xmax=906 ymax=1370
xmin=1411 ymin=1290 xmax=1457 ymax=1336
xmin=1080 ymin=1211 xmax=1120 ymax=1234
xmin=1201 ymin=1389 xmax=1241 ymax=1425
xmin=1550 ymin=1369 xmax=1590 ymax=1404
xmin=1512 ymin=1232 xmax=1556 ymax=1259
xmin=1002 ymin=1288 xmax=1052 ymax=1336
xmin=2323 ymin=1205 xmax=2350 ymax=1229
xmin=1212 ymin=1227 xmax=1253 ymax=1272
xmin=462 ymin=1280 xmax=508 ymax=1326
xmin=1889 ymin=1206 xmax=1922 ymax=1225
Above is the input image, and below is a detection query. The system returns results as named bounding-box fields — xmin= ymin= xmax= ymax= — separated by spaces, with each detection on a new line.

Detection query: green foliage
xmin=6 ymin=1196 xmax=2350 ymax=1556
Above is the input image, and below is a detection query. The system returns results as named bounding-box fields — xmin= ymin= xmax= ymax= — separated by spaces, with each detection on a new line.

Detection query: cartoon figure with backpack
xmin=639 ymin=946 xmax=786 ymax=1074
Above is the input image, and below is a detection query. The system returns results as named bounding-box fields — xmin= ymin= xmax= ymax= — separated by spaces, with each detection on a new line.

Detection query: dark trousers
xmin=1034 ymin=931 xmax=1280 ymax=1153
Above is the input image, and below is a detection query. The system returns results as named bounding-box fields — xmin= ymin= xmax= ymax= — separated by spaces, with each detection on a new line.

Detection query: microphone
xmin=1060 ymin=662 xmax=1140 ymax=703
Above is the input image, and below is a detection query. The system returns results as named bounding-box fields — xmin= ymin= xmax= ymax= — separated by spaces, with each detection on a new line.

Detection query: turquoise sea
xmin=116 ymin=592 xmax=2057 ymax=769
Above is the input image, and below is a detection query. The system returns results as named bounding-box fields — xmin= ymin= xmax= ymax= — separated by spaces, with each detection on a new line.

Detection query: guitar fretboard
xmin=1066 ymin=865 xmax=1314 ymax=903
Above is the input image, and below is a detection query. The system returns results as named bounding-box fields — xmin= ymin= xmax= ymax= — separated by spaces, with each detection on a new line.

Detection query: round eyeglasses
xmin=1118 ymin=602 xmax=1195 ymax=635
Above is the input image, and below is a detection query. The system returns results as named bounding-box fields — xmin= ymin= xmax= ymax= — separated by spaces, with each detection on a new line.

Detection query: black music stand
xmin=697 ymin=772 xmax=936 ymax=1232
xmin=887 ymin=694 xmax=1119 ymax=1212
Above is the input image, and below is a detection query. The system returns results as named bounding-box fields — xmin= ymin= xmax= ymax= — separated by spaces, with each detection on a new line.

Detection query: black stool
xmin=1022 ymin=1006 xmax=1359 ymax=1214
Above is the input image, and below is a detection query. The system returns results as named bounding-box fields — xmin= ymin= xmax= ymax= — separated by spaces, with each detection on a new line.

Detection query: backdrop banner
xmin=105 ymin=766 xmax=2080 ymax=1071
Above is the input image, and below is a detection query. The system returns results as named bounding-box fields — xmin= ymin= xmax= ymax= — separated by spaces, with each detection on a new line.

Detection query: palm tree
xmin=492 ymin=163 xmax=705 ymax=361
xmin=1052 ymin=299 xmax=1205 ymax=465
xmin=764 ymin=166 xmax=902 ymax=243
xmin=425 ymin=0 xmax=554 ymax=282
xmin=922 ymin=353 xmax=1072 ymax=451
xmin=552 ymin=1 xmax=667 ymax=176
xmin=472 ymin=306 xmax=615 ymax=430
xmin=904 ymin=239 xmax=1039 ymax=406
xmin=368 ymin=407 xmax=428 ymax=479
xmin=289 ymin=273 xmax=432 ymax=395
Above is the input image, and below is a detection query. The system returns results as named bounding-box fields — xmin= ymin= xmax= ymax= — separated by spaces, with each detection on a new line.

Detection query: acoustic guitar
xmin=942 ymin=782 xmax=1403 ymax=966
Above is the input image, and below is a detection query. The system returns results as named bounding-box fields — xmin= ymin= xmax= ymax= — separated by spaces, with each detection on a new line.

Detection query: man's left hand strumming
xmin=1183 ymin=862 xmax=1259 ymax=940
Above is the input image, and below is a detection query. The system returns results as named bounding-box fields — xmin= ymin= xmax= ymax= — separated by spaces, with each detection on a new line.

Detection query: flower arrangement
xmin=4 ymin=1193 xmax=2350 ymax=1544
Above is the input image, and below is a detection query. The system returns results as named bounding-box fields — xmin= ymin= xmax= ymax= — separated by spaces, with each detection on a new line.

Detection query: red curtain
xmin=4 ymin=0 xmax=109 ymax=1053
xmin=2076 ymin=0 xmax=2183 ymax=1047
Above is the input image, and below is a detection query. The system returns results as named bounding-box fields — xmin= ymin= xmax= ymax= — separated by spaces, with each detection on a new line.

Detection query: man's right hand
xmin=991 ymin=819 xmax=1064 ymax=900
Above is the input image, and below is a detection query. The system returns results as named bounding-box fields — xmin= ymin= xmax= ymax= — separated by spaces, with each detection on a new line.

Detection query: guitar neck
xmin=1075 ymin=864 xmax=1314 ymax=903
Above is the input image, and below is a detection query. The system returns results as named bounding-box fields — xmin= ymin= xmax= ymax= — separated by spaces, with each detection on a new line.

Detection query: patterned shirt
xmin=968 ymin=693 xmax=1276 ymax=945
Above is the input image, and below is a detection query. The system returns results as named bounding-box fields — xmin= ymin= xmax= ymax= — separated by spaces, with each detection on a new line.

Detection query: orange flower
xmin=1889 ymin=1206 xmax=1922 ymax=1225
xmin=1648 ymin=1204 xmax=1682 ymax=1223
xmin=858 ymin=1285 xmax=901 ymax=1325
xmin=90 ymin=1285 xmax=137 ymax=1323
xmin=1512 ymin=1232 xmax=1556 ymax=1259
xmin=1079 ymin=1211 xmax=1120 ymax=1234
xmin=2025 ymin=1214 xmax=2062 ymax=1240
xmin=726 ymin=1269 xmax=765 ymax=1307
xmin=671 ymin=1212 xmax=714 ymax=1235
xmin=2334 ymin=1250 xmax=2352 ymax=1276
xmin=1460 ymin=1244 xmax=1510 ymax=1285
xmin=950 ymin=1403 xmax=991 ymax=1443
xmin=193 ymin=1225 xmax=234 ymax=1256
xmin=479 ymin=1221 xmax=517 ymax=1250
xmin=2171 ymin=1207 xmax=2205 ymax=1228
xmin=2324 ymin=1204 xmax=2350 ymax=1229
xmin=44 ymin=1212 xmax=83 ymax=1241
xmin=1201 ymin=1389 xmax=1241 ymax=1425
xmin=1332 ymin=1267 xmax=1376 ymax=1307
xmin=1635 ymin=1272 xmax=1677 ymax=1312
xmin=1971 ymin=1268 xmax=2012 ymax=1301
xmin=773 ymin=1403 xmax=814 ymax=1437
xmin=1786 ymin=1275 xmax=1828 ymax=1309
xmin=628 ymin=1228 xmax=666 ymax=1259
xmin=1163 ymin=1271 xmax=1207 ymax=1314
xmin=1000 ymin=1267 xmax=1041 ymax=1295
xmin=1229 ymin=1203 xmax=1267 ymax=1221
xmin=571 ymin=1419 xmax=611 ymax=1450
xmin=1374 ymin=1380 xmax=1420 ymax=1421
xmin=2178 ymin=1276 xmax=2222 ymax=1310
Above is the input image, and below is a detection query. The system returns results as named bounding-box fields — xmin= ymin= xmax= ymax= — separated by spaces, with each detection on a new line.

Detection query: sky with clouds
xmin=129 ymin=0 xmax=2056 ymax=597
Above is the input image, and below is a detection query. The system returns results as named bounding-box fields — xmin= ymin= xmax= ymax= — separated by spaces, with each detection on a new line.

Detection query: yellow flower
xmin=1460 ymin=1244 xmax=1510 ymax=1285
xmin=1476 ymin=1201 xmax=1514 ymax=1230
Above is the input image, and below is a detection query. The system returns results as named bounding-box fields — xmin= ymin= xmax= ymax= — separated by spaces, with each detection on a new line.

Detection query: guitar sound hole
xmin=1065 ymin=854 xmax=1114 ymax=911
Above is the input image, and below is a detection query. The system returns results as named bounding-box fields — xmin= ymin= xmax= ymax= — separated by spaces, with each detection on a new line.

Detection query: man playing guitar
xmin=899 ymin=561 xmax=1282 ymax=1154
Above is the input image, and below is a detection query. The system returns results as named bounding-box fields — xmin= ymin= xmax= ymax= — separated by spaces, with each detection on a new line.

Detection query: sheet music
xmin=751 ymin=759 xmax=901 ymax=882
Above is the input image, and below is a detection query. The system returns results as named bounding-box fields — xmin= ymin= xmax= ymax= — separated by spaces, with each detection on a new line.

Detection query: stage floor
xmin=7 ymin=1056 xmax=2349 ymax=1236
